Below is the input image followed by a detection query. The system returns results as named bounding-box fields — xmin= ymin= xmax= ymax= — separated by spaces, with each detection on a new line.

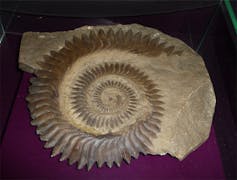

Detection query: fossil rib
xmin=25 ymin=27 xmax=177 ymax=170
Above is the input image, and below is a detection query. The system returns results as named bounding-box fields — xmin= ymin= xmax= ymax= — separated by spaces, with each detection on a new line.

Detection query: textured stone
xmin=18 ymin=24 xmax=216 ymax=169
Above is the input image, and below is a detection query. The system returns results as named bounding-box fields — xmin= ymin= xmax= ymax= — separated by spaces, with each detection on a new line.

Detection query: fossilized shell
xmin=26 ymin=27 xmax=183 ymax=170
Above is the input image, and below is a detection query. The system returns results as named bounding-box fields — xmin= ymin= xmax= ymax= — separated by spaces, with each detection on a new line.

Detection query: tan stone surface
xmin=19 ymin=24 xmax=216 ymax=163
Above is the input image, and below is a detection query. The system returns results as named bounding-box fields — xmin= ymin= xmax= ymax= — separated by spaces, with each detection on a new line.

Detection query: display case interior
xmin=1 ymin=1 xmax=236 ymax=179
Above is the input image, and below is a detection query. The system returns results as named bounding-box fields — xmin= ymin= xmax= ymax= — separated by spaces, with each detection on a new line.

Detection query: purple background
xmin=1 ymin=73 xmax=225 ymax=179
xmin=1 ymin=5 xmax=237 ymax=179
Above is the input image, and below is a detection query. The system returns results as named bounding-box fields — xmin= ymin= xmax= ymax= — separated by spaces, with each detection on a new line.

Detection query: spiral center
xmin=65 ymin=62 xmax=159 ymax=135
xmin=101 ymin=88 xmax=126 ymax=109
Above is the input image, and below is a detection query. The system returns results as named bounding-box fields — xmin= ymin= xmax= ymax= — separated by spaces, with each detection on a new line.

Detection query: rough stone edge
xmin=18 ymin=23 xmax=196 ymax=73
xmin=171 ymin=81 xmax=216 ymax=160
xmin=18 ymin=23 xmax=216 ymax=161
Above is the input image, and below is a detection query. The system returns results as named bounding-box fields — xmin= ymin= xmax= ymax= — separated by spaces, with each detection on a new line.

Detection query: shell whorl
xmin=26 ymin=28 xmax=178 ymax=170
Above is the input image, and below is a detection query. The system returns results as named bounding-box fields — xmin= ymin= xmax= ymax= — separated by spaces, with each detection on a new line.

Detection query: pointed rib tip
xmin=96 ymin=161 xmax=104 ymax=168
xmin=115 ymin=161 xmax=121 ymax=167
xmin=51 ymin=150 xmax=60 ymax=157
xmin=68 ymin=162 xmax=73 ymax=166
xmin=87 ymin=163 xmax=94 ymax=171
xmin=30 ymin=121 xmax=37 ymax=126
xmin=124 ymin=159 xmax=131 ymax=165
xmin=106 ymin=162 xmax=113 ymax=168
xmin=26 ymin=96 xmax=31 ymax=102
xmin=59 ymin=156 xmax=66 ymax=162
xmin=29 ymin=77 xmax=36 ymax=83
xmin=77 ymin=164 xmax=85 ymax=170
xmin=39 ymin=136 xmax=47 ymax=142
xmin=133 ymin=153 xmax=139 ymax=159
xmin=36 ymin=129 xmax=42 ymax=135
xmin=68 ymin=159 xmax=75 ymax=166
xmin=44 ymin=143 xmax=52 ymax=149
xmin=51 ymin=153 xmax=57 ymax=158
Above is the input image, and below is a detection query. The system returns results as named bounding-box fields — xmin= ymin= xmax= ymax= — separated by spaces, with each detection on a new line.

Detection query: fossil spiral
xmin=26 ymin=27 xmax=182 ymax=170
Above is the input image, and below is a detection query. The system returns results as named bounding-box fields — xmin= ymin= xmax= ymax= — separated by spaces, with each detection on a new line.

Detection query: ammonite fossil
xmin=23 ymin=24 xmax=216 ymax=170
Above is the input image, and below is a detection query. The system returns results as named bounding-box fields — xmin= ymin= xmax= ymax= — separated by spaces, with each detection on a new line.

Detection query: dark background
xmin=1 ymin=1 xmax=236 ymax=179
